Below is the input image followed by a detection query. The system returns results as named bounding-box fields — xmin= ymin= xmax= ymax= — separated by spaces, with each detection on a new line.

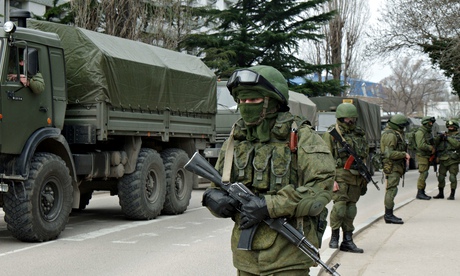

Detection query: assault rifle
xmin=184 ymin=152 xmax=341 ymax=276
xmin=329 ymin=127 xmax=380 ymax=191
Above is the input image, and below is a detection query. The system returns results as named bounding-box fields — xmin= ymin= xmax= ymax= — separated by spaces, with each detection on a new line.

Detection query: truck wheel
xmin=3 ymin=153 xmax=73 ymax=242
xmin=161 ymin=148 xmax=193 ymax=215
xmin=78 ymin=191 xmax=93 ymax=210
xmin=118 ymin=148 xmax=166 ymax=219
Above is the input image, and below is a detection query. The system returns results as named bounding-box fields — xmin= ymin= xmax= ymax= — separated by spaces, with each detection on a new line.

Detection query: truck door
xmin=1 ymin=44 xmax=52 ymax=154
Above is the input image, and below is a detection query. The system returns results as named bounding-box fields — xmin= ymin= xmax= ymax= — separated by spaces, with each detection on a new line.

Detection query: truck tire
xmin=3 ymin=153 xmax=73 ymax=242
xmin=118 ymin=148 xmax=166 ymax=219
xmin=161 ymin=148 xmax=193 ymax=215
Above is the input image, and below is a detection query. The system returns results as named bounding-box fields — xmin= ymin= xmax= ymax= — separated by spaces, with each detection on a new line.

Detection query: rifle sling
xmin=222 ymin=125 xmax=235 ymax=183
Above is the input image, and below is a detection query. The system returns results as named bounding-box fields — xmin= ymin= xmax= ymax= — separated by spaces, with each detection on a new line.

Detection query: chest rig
xmin=331 ymin=124 xmax=367 ymax=170
xmin=221 ymin=113 xmax=307 ymax=195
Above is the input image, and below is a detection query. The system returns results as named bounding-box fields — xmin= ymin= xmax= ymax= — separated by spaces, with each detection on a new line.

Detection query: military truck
xmin=309 ymin=97 xmax=381 ymax=174
xmin=0 ymin=14 xmax=216 ymax=242
xmin=203 ymin=81 xmax=317 ymax=163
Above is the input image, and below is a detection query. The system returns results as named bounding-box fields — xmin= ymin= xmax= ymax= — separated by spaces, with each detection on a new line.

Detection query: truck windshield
xmin=217 ymin=83 xmax=237 ymax=110
xmin=317 ymin=113 xmax=337 ymax=132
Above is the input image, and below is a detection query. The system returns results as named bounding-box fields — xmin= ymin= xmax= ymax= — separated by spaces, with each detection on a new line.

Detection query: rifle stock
xmin=329 ymin=128 xmax=380 ymax=191
xmin=184 ymin=152 xmax=341 ymax=276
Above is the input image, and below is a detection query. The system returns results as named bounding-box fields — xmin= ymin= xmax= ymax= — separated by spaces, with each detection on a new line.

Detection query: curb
xmin=310 ymin=196 xmax=416 ymax=276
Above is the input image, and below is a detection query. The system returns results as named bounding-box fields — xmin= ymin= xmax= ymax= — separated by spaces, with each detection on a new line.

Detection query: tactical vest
xmin=437 ymin=131 xmax=460 ymax=161
xmin=381 ymin=128 xmax=406 ymax=174
xmin=227 ymin=112 xmax=308 ymax=195
xmin=415 ymin=127 xmax=434 ymax=156
xmin=329 ymin=124 xmax=368 ymax=173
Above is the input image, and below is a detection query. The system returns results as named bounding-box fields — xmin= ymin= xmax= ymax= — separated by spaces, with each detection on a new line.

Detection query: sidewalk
xmin=314 ymin=193 xmax=460 ymax=276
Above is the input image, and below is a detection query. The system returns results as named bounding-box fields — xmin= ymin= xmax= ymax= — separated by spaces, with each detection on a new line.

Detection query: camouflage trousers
xmin=237 ymin=269 xmax=309 ymax=276
xmin=437 ymin=161 xmax=459 ymax=189
xmin=384 ymin=172 xmax=402 ymax=209
xmin=416 ymin=155 xmax=430 ymax=190
xmin=330 ymin=182 xmax=361 ymax=232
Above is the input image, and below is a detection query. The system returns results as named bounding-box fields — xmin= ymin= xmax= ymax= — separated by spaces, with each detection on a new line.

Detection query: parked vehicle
xmin=0 ymin=13 xmax=216 ymax=241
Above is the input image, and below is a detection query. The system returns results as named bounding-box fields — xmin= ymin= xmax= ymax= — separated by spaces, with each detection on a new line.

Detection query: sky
xmin=367 ymin=0 xmax=392 ymax=83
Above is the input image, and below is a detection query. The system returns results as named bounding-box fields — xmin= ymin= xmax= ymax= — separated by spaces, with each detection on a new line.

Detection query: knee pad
xmin=346 ymin=203 xmax=357 ymax=219
xmin=332 ymin=201 xmax=347 ymax=219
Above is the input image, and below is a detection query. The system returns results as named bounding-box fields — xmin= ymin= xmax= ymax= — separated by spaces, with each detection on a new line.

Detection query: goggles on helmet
xmin=227 ymin=69 xmax=287 ymax=104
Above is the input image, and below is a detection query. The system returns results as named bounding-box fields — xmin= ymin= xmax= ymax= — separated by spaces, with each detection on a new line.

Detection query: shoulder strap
xmin=222 ymin=125 xmax=235 ymax=183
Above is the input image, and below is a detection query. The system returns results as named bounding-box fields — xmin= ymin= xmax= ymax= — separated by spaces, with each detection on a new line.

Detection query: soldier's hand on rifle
xmin=333 ymin=181 xmax=339 ymax=192
xmin=202 ymin=188 xmax=238 ymax=218
xmin=239 ymin=194 xmax=269 ymax=229
xmin=405 ymin=153 xmax=411 ymax=160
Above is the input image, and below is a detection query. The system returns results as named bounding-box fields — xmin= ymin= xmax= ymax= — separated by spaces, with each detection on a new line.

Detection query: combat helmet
xmin=446 ymin=120 xmax=459 ymax=129
xmin=389 ymin=114 xmax=409 ymax=128
xmin=336 ymin=103 xmax=358 ymax=118
xmin=421 ymin=116 xmax=436 ymax=125
xmin=226 ymin=65 xmax=289 ymax=106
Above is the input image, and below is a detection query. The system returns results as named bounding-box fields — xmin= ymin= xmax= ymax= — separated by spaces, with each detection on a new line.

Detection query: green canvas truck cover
xmin=27 ymin=20 xmax=217 ymax=114
xmin=310 ymin=97 xmax=381 ymax=146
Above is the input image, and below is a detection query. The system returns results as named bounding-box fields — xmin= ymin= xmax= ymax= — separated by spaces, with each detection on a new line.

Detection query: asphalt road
xmin=0 ymin=169 xmax=437 ymax=276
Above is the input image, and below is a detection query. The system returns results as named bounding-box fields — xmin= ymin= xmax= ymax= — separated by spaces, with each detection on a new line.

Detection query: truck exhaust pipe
xmin=9 ymin=9 xmax=31 ymax=28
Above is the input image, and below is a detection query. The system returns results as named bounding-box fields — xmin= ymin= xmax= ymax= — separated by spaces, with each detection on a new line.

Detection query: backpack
xmin=406 ymin=126 xmax=420 ymax=150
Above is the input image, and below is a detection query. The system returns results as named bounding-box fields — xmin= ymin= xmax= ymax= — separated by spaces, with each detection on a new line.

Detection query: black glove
xmin=360 ymin=185 xmax=368 ymax=196
xmin=239 ymin=193 xmax=269 ymax=229
xmin=202 ymin=189 xmax=238 ymax=218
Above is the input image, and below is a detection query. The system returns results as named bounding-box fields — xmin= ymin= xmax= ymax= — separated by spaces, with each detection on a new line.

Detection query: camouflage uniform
xmin=204 ymin=66 xmax=335 ymax=275
xmin=380 ymin=114 xmax=409 ymax=224
xmin=322 ymin=103 xmax=368 ymax=253
xmin=415 ymin=116 xmax=436 ymax=200
xmin=433 ymin=120 xmax=460 ymax=200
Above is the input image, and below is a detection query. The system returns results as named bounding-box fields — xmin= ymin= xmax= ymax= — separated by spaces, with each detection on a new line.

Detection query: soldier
xmin=433 ymin=120 xmax=460 ymax=200
xmin=322 ymin=103 xmax=368 ymax=253
xmin=415 ymin=116 xmax=436 ymax=200
xmin=202 ymin=65 xmax=336 ymax=275
xmin=380 ymin=114 xmax=410 ymax=224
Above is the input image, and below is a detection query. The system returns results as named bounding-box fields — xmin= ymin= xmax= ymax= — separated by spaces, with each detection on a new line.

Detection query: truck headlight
xmin=3 ymin=21 xmax=17 ymax=34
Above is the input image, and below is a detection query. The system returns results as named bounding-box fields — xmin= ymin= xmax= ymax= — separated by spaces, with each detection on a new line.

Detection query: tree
xmin=368 ymin=0 xmax=460 ymax=96
xmin=380 ymin=56 xmax=447 ymax=117
xmin=71 ymin=0 xmax=196 ymax=50
xmin=139 ymin=0 xmax=197 ymax=50
xmin=182 ymin=0 xmax=346 ymax=96
xmin=323 ymin=0 xmax=369 ymax=82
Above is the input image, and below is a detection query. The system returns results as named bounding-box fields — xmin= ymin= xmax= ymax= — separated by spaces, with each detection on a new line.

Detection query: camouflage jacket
xmin=322 ymin=123 xmax=368 ymax=184
xmin=435 ymin=130 xmax=460 ymax=164
xmin=213 ymin=112 xmax=335 ymax=274
xmin=380 ymin=126 xmax=407 ymax=175
xmin=415 ymin=125 xmax=434 ymax=157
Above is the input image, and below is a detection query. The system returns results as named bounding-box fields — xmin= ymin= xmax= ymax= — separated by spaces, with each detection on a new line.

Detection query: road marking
xmin=62 ymin=216 xmax=177 ymax=242
xmin=112 ymin=232 xmax=159 ymax=244
xmin=0 ymin=241 xmax=57 ymax=257
xmin=0 ymin=206 xmax=208 ymax=256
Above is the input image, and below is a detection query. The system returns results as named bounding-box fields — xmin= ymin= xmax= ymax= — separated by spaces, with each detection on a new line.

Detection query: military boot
xmin=384 ymin=208 xmax=404 ymax=224
xmin=447 ymin=189 xmax=456 ymax=200
xmin=339 ymin=231 xmax=364 ymax=253
xmin=433 ymin=187 xmax=444 ymax=199
xmin=329 ymin=229 xmax=340 ymax=249
xmin=416 ymin=189 xmax=431 ymax=200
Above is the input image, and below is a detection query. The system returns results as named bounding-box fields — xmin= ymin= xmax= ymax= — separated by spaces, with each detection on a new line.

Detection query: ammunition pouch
xmin=382 ymin=160 xmax=393 ymax=174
